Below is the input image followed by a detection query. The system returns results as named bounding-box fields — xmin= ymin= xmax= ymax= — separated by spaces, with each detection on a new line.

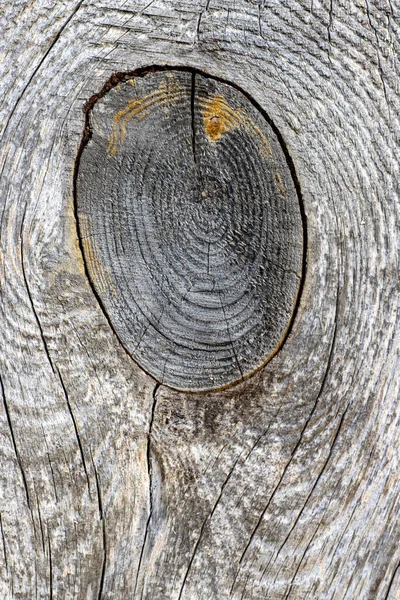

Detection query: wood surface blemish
xmin=275 ymin=170 xmax=286 ymax=199
xmin=79 ymin=214 xmax=116 ymax=296
xmin=108 ymin=77 xmax=182 ymax=156
xmin=202 ymin=95 xmax=237 ymax=141
xmin=201 ymin=94 xmax=273 ymax=159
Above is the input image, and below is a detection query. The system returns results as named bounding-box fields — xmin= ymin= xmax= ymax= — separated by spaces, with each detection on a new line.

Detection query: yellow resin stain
xmin=275 ymin=170 xmax=286 ymax=199
xmin=108 ymin=77 xmax=182 ymax=156
xmin=200 ymin=95 xmax=273 ymax=158
xmin=202 ymin=96 xmax=237 ymax=141
xmin=79 ymin=215 xmax=117 ymax=297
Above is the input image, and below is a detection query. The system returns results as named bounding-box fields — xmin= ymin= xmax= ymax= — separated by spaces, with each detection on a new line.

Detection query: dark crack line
xmin=384 ymin=559 xmax=400 ymax=600
xmin=327 ymin=0 xmax=334 ymax=44
xmin=202 ymin=440 xmax=229 ymax=475
xmin=40 ymin=424 xmax=59 ymax=503
xmin=266 ymin=283 xmax=340 ymax=564
xmin=231 ymin=280 xmax=340 ymax=596
xmin=135 ymin=382 xmax=160 ymax=599
xmin=48 ymin=534 xmax=53 ymax=600
xmin=273 ymin=402 xmax=349 ymax=597
xmin=138 ymin=0 xmax=157 ymax=15
xmin=326 ymin=499 xmax=359 ymax=570
xmin=243 ymin=406 xmax=282 ymax=465
xmin=0 ymin=513 xmax=8 ymax=572
xmin=20 ymin=208 xmax=54 ymax=374
xmin=98 ymin=523 xmax=106 ymax=600
xmin=1 ymin=0 xmax=86 ymax=143
xmin=90 ymin=451 xmax=106 ymax=600
xmin=387 ymin=0 xmax=395 ymax=17
xmin=225 ymin=6 xmax=231 ymax=38
xmin=258 ymin=3 xmax=263 ymax=37
xmin=0 ymin=375 xmax=31 ymax=510
xmin=36 ymin=493 xmax=46 ymax=553
xmin=20 ymin=253 xmax=54 ymax=373
xmin=270 ymin=476 xmax=342 ymax=596
xmin=178 ymin=449 xmax=246 ymax=600
xmin=197 ymin=0 xmax=212 ymax=40
xmin=284 ymin=520 xmax=321 ymax=600
xmin=46 ymin=453 xmax=58 ymax=504
xmin=57 ymin=367 xmax=91 ymax=497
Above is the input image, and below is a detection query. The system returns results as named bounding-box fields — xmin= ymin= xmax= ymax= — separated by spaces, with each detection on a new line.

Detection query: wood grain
xmin=76 ymin=68 xmax=304 ymax=391
xmin=1 ymin=0 xmax=400 ymax=598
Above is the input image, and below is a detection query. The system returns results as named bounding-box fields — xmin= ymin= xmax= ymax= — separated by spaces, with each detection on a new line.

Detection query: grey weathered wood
xmin=76 ymin=68 xmax=303 ymax=391
xmin=1 ymin=0 xmax=400 ymax=598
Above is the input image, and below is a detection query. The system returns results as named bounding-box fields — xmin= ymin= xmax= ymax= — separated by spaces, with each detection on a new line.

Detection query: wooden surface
xmin=76 ymin=67 xmax=303 ymax=391
xmin=1 ymin=0 xmax=400 ymax=598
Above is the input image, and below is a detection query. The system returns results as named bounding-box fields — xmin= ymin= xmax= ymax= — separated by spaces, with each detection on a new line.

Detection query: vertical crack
xmin=36 ymin=493 xmax=46 ymax=553
xmin=39 ymin=423 xmax=59 ymax=503
xmin=90 ymin=451 xmax=106 ymax=600
xmin=48 ymin=535 xmax=53 ymax=600
xmin=283 ymin=523 xmax=321 ymax=600
xmin=327 ymin=0 xmax=334 ymax=44
xmin=20 ymin=209 xmax=54 ymax=374
xmin=384 ymin=559 xmax=400 ymax=599
xmin=0 ymin=513 xmax=8 ymax=572
xmin=20 ymin=254 xmax=54 ymax=373
xmin=0 ymin=375 xmax=31 ymax=510
xmin=196 ymin=0 xmax=211 ymax=41
xmin=178 ymin=448 xmax=245 ymax=600
xmin=230 ymin=279 xmax=340 ymax=596
xmin=134 ymin=382 xmax=160 ymax=599
xmin=57 ymin=368 xmax=91 ymax=497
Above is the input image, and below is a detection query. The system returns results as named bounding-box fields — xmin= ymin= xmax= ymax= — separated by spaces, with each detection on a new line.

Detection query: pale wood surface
xmin=1 ymin=0 xmax=400 ymax=598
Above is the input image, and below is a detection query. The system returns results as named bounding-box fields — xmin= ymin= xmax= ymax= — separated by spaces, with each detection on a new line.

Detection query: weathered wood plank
xmin=0 ymin=0 xmax=399 ymax=598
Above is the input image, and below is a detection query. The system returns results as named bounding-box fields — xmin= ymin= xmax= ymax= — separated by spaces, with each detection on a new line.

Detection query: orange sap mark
xmin=200 ymin=95 xmax=273 ymax=158
xmin=107 ymin=78 xmax=182 ymax=156
xmin=202 ymin=95 xmax=238 ymax=141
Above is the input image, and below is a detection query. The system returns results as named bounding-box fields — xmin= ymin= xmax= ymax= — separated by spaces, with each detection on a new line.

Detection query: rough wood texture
xmin=76 ymin=67 xmax=303 ymax=391
xmin=1 ymin=0 xmax=400 ymax=598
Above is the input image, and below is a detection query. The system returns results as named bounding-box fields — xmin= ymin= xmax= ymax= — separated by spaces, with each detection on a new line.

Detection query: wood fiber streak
xmin=76 ymin=68 xmax=303 ymax=391
xmin=0 ymin=0 xmax=400 ymax=599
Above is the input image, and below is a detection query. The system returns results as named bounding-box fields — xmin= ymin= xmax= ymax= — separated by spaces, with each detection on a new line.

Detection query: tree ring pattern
xmin=76 ymin=68 xmax=304 ymax=391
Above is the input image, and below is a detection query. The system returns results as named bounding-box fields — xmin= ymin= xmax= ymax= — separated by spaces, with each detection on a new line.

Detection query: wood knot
xmin=75 ymin=68 xmax=304 ymax=391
